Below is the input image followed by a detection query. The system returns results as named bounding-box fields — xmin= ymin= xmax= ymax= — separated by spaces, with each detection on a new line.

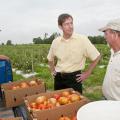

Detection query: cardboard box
xmin=1 ymin=78 xmax=46 ymax=108
xmin=0 ymin=117 xmax=22 ymax=120
xmin=24 ymin=88 xmax=89 ymax=120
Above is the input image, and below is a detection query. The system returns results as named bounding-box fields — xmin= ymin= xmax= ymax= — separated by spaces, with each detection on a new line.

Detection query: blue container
xmin=0 ymin=60 xmax=13 ymax=84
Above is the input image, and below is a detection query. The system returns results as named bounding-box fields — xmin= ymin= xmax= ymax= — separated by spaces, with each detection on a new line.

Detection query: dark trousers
xmin=54 ymin=70 xmax=82 ymax=94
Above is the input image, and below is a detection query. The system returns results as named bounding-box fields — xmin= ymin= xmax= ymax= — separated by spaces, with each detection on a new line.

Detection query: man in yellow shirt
xmin=47 ymin=13 xmax=101 ymax=93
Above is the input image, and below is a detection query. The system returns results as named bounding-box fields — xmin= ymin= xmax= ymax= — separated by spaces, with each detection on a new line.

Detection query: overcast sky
xmin=0 ymin=0 xmax=120 ymax=44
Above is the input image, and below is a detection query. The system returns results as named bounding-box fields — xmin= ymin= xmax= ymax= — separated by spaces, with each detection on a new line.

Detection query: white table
xmin=77 ymin=100 xmax=120 ymax=120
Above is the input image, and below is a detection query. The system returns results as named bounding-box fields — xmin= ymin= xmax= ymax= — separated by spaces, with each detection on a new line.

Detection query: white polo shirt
xmin=102 ymin=50 xmax=120 ymax=100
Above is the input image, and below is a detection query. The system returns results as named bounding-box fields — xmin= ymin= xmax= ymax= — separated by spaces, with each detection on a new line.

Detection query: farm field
xmin=0 ymin=44 xmax=110 ymax=101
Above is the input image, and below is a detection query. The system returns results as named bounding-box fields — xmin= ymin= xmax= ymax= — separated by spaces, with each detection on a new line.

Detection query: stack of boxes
xmin=1 ymin=78 xmax=89 ymax=120
xmin=1 ymin=78 xmax=46 ymax=108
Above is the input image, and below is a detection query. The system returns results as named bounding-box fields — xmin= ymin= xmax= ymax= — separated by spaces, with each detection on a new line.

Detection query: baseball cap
xmin=99 ymin=19 xmax=120 ymax=32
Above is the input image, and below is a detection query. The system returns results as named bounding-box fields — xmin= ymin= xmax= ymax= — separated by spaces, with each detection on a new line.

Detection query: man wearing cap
xmin=99 ymin=19 xmax=120 ymax=100
xmin=47 ymin=13 xmax=101 ymax=93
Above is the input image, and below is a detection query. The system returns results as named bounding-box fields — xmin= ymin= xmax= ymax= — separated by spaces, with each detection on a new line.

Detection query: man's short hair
xmin=58 ymin=13 xmax=73 ymax=26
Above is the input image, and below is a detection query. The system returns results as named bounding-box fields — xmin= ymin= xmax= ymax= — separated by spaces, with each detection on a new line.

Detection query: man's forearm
xmin=76 ymin=55 xmax=101 ymax=82
xmin=48 ymin=61 xmax=55 ymax=73
xmin=87 ymin=55 xmax=101 ymax=74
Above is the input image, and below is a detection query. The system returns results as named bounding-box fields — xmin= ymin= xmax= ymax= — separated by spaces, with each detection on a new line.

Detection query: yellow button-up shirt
xmin=47 ymin=33 xmax=100 ymax=73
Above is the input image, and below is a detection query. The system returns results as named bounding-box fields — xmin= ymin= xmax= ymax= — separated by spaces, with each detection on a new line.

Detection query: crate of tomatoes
xmin=1 ymin=78 xmax=46 ymax=108
xmin=24 ymin=88 xmax=89 ymax=120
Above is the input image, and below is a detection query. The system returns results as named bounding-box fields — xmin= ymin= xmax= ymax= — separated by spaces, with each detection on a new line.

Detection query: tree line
xmin=33 ymin=33 xmax=106 ymax=44
xmin=1 ymin=33 xmax=106 ymax=45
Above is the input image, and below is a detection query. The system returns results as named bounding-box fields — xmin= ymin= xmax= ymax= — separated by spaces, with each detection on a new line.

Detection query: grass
xmin=12 ymin=64 xmax=107 ymax=101
xmin=10 ymin=44 xmax=110 ymax=101
xmin=13 ymin=72 xmax=24 ymax=81
xmin=82 ymin=65 xmax=106 ymax=101
xmin=35 ymin=65 xmax=54 ymax=90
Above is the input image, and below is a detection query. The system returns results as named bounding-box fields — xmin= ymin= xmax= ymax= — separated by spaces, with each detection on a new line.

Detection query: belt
xmin=57 ymin=70 xmax=81 ymax=76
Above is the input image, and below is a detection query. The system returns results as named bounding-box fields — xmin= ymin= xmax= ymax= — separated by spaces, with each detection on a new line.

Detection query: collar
xmin=61 ymin=33 xmax=76 ymax=42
